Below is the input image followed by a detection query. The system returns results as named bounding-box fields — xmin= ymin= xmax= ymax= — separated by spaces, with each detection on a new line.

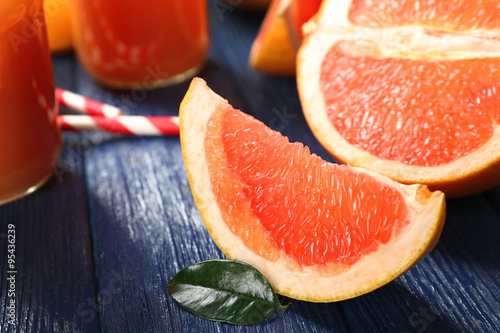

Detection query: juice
xmin=70 ymin=0 xmax=210 ymax=88
xmin=0 ymin=0 xmax=61 ymax=204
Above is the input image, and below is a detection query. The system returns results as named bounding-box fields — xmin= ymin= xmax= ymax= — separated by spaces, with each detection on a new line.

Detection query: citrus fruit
xmin=297 ymin=0 xmax=500 ymax=197
xmin=44 ymin=0 xmax=73 ymax=52
xmin=180 ymin=77 xmax=446 ymax=302
xmin=248 ymin=0 xmax=321 ymax=76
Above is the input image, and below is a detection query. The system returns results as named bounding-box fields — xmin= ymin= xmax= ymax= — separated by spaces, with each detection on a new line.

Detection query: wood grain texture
xmin=1 ymin=1 xmax=500 ymax=332
xmin=0 ymin=54 xmax=99 ymax=333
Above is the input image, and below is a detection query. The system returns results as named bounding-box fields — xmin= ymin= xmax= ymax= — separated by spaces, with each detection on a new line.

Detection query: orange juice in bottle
xmin=70 ymin=0 xmax=210 ymax=88
xmin=0 ymin=0 xmax=61 ymax=204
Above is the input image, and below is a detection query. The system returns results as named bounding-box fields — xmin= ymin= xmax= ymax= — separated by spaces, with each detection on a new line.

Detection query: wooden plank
xmin=81 ymin=3 xmax=500 ymax=332
xmin=0 ymin=54 xmax=100 ymax=332
xmin=80 ymin=82 xmax=352 ymax=332
xmin=78 ymin=4 xmax=351 ymax=333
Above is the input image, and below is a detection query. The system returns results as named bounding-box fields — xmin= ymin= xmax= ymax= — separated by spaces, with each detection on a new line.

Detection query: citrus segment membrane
xmin=320 ymin=41 xmax=500 ymax=167
xmin=206 ymin=105 xmax=410 ymax=268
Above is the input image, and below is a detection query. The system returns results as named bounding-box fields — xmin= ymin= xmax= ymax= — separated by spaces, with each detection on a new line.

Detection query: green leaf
xmin=167 ymin=259 xmax=291 ymax=325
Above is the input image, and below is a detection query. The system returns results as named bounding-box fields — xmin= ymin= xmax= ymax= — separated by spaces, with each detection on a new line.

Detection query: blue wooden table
xmin=1 ymin=2 xmax=500 ymax=332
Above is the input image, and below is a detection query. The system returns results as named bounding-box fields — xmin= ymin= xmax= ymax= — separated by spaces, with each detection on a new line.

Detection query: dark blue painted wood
xmin=1 ymin=1 xmax=500 ymax=332
xmin=0 ymin=53 xmax=100 ymax=332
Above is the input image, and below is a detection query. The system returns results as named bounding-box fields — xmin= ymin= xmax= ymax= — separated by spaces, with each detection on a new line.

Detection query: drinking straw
xmin=58 ymin=115 xmax=180 ymax=136
xmin=55 ymin=88 xmax=123 ymax=118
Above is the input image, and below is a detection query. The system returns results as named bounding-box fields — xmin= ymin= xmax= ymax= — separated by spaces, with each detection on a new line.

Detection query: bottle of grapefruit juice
xmin=0 ymin=0 xmax=61 ymax=205
xmin=70 ymin=0 xmax=210 ymax=88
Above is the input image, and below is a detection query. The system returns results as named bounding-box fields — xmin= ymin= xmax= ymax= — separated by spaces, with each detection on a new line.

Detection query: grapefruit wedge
xmin=180 ymin=78 xmax=446 ymax=302
xmin=44 ymin=0 xmax=73 ymax=52
xmin=297 ymin=0 xmax=500 ymax=197
xmin=249 ymin=0 xmax=322 ymax=76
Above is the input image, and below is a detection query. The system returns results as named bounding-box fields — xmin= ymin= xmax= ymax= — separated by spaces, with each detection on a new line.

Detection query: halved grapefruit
xmin=249 ymin=0 xmax=322 ymax=76
xmin=297 ymin=0 xmax=500 ymax=197
xmin=180 ymin=78 xmax=446 ymax=302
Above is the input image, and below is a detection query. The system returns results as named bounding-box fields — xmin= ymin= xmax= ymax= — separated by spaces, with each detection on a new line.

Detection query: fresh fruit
xmin=248 ymin=0 xmax=296 ymax=76
xmin=180 ymin=78 xmax=446 ymax=302
xmin=288 ymin=0 xmax=322 ymax=40
xmin=248 ymin=0 xmax=321 ymax=76
xmin=297 ymin=0 xmax=500 ymax=197
xmin=44 ymin=0 xmax=73 ymax=52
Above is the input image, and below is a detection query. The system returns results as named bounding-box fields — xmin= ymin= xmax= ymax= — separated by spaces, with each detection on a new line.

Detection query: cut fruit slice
xmin=297 ymin=0 xmax=500 ymax=197
xmin=44 ymin=0 xmax=73 ymax=52
xmin=249 ymin=0 xmax=322 ymax=76
xmin=180 ymin=78 xmax=446 ymax=302
xmin=249 ymin=0 xmax=297 ymax=76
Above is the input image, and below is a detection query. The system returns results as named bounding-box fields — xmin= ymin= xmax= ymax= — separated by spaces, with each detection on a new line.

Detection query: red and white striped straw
xmin=58 ymin=115 xmax=180 ymax=136
xmin=55 ymin=88 xmax=123 ymax=118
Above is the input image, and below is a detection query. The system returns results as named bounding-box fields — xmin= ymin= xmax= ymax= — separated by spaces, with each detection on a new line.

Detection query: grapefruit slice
xmin=297 ymin=0 xmax=500 ymax=197
xmin=249 ymin=0 xmax=322 ymax=76
xmin=180 ymin=78 xmax=446 ymax=302
xmin=44 ymin=0 xmax=73 ymax=52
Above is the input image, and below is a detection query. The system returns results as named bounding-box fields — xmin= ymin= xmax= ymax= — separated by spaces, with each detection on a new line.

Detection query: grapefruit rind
xmin=180 ymin=78 xmax=446 ymax=302
xmin=298 ymin=11 xmax=500 ymax=197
